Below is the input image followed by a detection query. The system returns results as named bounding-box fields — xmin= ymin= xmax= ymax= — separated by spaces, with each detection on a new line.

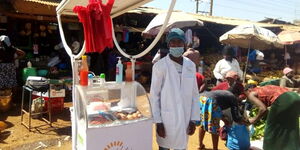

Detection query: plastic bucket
xmin=0 ymin=92 xmax=12 ymax=112
xmin=37 ymin=69 xmax=48 ymax=77
xmin=22 ymin=68 xmax=37 ymax=81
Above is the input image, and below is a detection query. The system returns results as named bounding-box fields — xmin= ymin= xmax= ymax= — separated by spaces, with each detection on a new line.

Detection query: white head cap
xmin=0 ymin=35 xmax=11 ymax=47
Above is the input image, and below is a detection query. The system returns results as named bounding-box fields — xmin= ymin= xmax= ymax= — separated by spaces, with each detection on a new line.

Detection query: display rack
xmin=74 ymin=80 xmax=152 ymax=150
xmin=56 ymin=0 xmax=177 ymax=149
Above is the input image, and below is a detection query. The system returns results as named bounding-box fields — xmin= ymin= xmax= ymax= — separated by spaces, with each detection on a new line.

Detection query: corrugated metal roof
xmin=24 ymin=0 xmax=59 ymax=7
xmin=129 ymin=7 xmax=300 ymax=31
xmin=13 ymin=0 xmax=57 ymax=16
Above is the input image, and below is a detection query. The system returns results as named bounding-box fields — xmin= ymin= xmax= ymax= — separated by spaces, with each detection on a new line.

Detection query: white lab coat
xmin=213 ymin=58 xmax=243 ymax=80
xmin=152 ymin=51 xmax=161 ymax=64
xmin=150 ymin=55 xmax=200 ymax=149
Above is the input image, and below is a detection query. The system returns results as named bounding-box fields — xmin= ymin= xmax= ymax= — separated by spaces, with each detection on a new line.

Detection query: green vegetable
xmin=249 ymin=108 xmax=267 ymax=140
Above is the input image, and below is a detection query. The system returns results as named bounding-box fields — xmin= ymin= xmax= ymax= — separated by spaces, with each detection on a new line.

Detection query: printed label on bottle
xmin=116 ymin=67 xmax=119 ymax=75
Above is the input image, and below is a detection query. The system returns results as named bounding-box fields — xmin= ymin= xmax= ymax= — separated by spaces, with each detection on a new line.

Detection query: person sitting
xmin=280 ymin=67 xmax=300 ymax=92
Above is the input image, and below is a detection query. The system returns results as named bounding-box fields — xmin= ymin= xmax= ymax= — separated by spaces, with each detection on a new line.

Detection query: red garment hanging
xmin=73 ymin=6 xmax=92 ymax=52
xmin=73 ymin=0 xmax=115 ymax=53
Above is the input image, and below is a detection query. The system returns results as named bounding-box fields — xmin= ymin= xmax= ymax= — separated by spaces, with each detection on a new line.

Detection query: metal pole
xmin=210 ymin=0 xmax=213 ymax=16
xmin=285 ymin=45 xmax=288 ymax=66
xmin=243 ymin=40 xmax=251 ymax=84
xmin=196 ymin=0 xmax=199 ymax=13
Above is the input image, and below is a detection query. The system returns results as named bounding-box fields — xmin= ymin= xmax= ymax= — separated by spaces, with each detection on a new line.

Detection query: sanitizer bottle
xmin=115 ymin=57 xmax=123 ymax=83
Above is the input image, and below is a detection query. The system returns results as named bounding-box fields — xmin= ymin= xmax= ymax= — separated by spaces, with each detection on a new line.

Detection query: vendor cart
xmin=56 ymin=0 xmax=177 ymax=149
xmin=73 ymin=81 xmax=153 ymax=150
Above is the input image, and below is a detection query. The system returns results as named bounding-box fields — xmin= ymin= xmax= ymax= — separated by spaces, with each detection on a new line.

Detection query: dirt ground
xmin=0 ymin=102 xmax=72 ymax=150
xmin=0 ymin=102 xmax=227 ymax=150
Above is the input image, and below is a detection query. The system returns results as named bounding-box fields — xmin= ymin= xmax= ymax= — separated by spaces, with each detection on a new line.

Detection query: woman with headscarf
xmin=280 ymin=67 xmax=300 ymax=92
xmin=0 ymin=35 xmax=25 ymax=96
xmin=212 ymin=71 xmax=245 ymax=99
xmin=245 ymin=85 xmax=300 ymax=150
xmin=213 ymin=46 xmax=243 ymax=85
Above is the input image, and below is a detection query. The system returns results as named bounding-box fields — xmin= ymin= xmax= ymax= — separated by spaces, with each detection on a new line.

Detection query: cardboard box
xmin=32 ymin=89 xmax=65 ymax=98
xmin=32 ymin=95 xmax=64 ymax=114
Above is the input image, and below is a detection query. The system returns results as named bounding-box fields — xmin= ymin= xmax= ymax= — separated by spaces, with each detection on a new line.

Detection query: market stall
xmin=56 ymin=0 xmax=177 ymax=149
xmin=219 ymin=24 xmax=283 ymax=82
xmin=278 ymin=30 xmax=300 ymax=72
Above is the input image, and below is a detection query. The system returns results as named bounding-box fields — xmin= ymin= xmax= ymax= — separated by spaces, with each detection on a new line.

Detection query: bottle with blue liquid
xmin=115 ymin=57 xmax=123 ymax=83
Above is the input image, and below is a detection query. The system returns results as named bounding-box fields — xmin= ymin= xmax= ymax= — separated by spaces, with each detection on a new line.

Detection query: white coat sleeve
xmin=149 ymin=63 xmax=164 ymax=123
xmin=235 ymin=60 xmax=243 ymax=79
xmin=190 ymin=69 xmax=200 ymax=121
xmin=213 ymin=60 xmax=224 ymax=80
xmin=152 ymin=52 xmax=161 ymax=64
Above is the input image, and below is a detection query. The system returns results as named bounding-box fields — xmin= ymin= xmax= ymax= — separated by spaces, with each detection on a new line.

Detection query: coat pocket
xmin=161 ymin=111 xmax=175 ymax=128
xmin=181 ymin=77 xmax=194 ymax=93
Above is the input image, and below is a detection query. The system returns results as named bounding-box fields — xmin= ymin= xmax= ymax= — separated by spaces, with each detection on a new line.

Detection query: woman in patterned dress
xmin=0 ymin=35 xmax=25 ymax=95
xmin=198 ymin=89 xmax=249 ymax=150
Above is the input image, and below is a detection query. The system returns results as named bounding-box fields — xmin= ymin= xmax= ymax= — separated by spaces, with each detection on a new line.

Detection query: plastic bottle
xmin=22 ymin=61 xmax=37 ymax=81
xmin=199 ymin=60 xmax=204 ymax=74
xmin=80 ymin=55 xmax=89 ymax=86
xmin=99 ymin=73 xmax=106 ymax=85
xmin=27 ymin=61 xmax=32 ymax=68
xmin=88 ymin=74 xmax=94 ymax=86
xmin=115 ymin=57 xmax=123 ymax=83
xmin=125 ymin=62 xmax=133 ymax=82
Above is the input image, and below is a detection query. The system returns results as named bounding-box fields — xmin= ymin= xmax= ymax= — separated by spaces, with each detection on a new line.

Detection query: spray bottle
xmin=115 ymin=57 xmax=123 ymax=83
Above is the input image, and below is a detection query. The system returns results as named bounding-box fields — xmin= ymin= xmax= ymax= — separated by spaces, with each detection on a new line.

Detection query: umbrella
xmin=278 ymin=30 xmax=300 ymax=65
xmin=278 ymin=30 xmax=300 ymax=45
xmin=142 ymin=12 xmax=204 ymax=36
xmin=219 ymin=24 xmax=283 ymax=83
xmin=219 ymin=24 xmax=283 ymax=50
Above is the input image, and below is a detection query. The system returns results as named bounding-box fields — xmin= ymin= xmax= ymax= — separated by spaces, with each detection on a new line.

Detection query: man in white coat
xmin=213 ymin=46 xmax=243 ymax=85
xmin=150 ymin=28 xmax=200 ymax=150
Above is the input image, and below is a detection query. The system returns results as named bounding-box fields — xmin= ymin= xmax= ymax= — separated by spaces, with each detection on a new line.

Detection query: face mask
xmin=169 ymin=47 xmax=184 ymax=58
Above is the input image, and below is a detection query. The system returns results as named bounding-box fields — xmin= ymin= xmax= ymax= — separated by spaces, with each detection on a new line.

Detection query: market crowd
xmin=1 ymin=27 xmax=300 ymax=150
xmin=149 ymin=28 xmax=300 ymax=150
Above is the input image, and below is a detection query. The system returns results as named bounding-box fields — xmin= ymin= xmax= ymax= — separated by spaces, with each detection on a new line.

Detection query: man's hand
xmin=187 ymin=121 xmax=196 ymax=135
xmin=156 ymin=123 xmax=166 ymax=138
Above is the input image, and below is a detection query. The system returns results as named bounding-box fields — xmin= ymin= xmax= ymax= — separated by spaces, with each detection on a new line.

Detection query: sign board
xmin=77 ymin=119 xmax=153 ymax=150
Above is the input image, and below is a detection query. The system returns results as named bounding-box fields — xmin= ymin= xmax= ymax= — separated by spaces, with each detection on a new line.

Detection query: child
xmin=222 ymin=105 xmax=251 ymax=150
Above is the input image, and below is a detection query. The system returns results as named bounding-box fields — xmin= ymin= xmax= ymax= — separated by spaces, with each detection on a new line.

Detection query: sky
xmin=144 ymin=0 xmax=300 ymax=23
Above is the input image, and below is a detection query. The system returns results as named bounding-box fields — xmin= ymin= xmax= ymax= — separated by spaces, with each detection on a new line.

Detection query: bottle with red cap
xmin=80 ymin=55 xmax=89 ymax=86
xmin=125 ymin=62 xmax=133 ymax=82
